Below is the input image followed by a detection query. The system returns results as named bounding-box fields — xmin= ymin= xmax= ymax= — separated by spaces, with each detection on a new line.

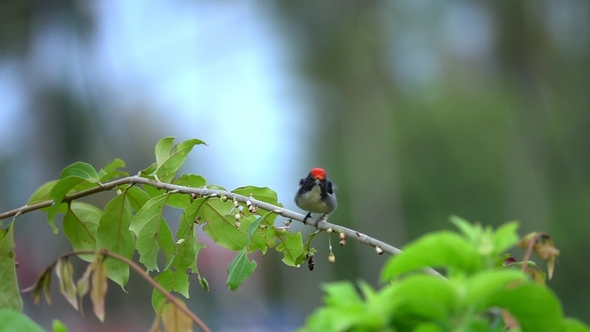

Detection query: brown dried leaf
xmin=77 ymin=260 xmax=96 ymax=316
xmin=90 ymin=257 xmax=108 ymax=322
xmin=22 ymin=267 xmax=53 ymax=305
xmin=533 ymin=235 xmax=560 ymax=279
xmin=149 ymin=311 xmax=163 ymax=332
xmin=56 ymin=259 xmax=78 ymax=310
xmin=518 ymin=232 xmax=537 ymax=249
xmin=163 ymin=301 xmax=192 ymax=332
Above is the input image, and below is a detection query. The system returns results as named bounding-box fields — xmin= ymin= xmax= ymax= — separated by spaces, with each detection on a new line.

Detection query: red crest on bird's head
xmin=310 ymin=168 xmax=326 ymax=180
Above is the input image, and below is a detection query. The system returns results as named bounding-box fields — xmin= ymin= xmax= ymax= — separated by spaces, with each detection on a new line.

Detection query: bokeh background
xmin=1 ymin=1 xmax=589 ymax=331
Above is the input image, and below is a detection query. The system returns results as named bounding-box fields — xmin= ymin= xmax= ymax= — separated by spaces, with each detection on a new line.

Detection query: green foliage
xmin=301 ymin=219 xmax=590 ymax=332
xmin=226 ymin=249 xmax=257 ymax=291
xmin=0 ymin=309 xmax=44 ymax=332
xmin=63 ymin=203 xmax=101 ymax=262
xmin=129 ymin=193 xmax=174 ymax=272
xmin=4 ymin=137 xmax=312 ymax=325
xmin=0 ymin=222 xmax=22 ymax=311
xmin=3 ymin=137 xmax=589 ymax=331
xmin=96 ymin=192 xmax=135 ymax=289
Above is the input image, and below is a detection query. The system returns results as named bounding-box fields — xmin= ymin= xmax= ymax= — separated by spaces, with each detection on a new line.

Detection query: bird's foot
xmin=303 ymin=212 xmax=312 ymax=225
xmin=314 ymin=213 xmax=327 ymax=228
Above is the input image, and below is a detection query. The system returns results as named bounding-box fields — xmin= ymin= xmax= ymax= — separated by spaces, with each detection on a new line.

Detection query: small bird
xmin=294 ymin=168 xmax=337 ymax=227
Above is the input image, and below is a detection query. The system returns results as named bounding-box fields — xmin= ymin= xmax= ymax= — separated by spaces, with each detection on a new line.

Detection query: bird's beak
xmin=314 ymin=180 xmax=320 ymax=185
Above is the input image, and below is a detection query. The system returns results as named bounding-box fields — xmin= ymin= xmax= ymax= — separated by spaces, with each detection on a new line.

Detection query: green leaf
xmin=98 ymin=158 xmax=128 ymax=182
xmin=46 ymin=163 xmax=101 ymax=233
xmin=389 ymin=275 xmax=456 ymax=323
xmin=140 ymin=162 xmax=157 ymax=177
xmin=129 ymin=194 xmax=171 ymax=271
xmin=151 ymin=200 xmax=207 ymax=311
xmin=27 ymin=180 xmax=58 ymax=206
xmin=155 ymin=137 xmax=176 ymax=167
xmin=0 ymin=222 xmax=23 ymax=311
xmin=381 ymin=231 xmax=482 ymax=281
xmin=156 ymin=139 xmax=206 ymax=182
xmin=60 ymin=162 xmax=99 ymax=182
xmin=47 ymin=176 xmax=88 ymax=233
xmin=96 ymin=193 xmax=135 ymax=288
xmin=158 ymin=219 xmax=175 ymax=266
xmin=413 ymin=323 xmax=445 ymax=332
xmin=274 ymin=230 xmax=305 ymax=267
xmin=246 ymin=216 xmax=263 ymax=240
xmin=321 ymin=281 xmax=363 ymax=307
xmin=142 ymin=184 xmax=165 ymax=198
xmin=486 ymin=283 xmax=563 ymax=331
xmin=493 ymin=221 xmax=519 ymax=254
xmin=202 ymin=199 xmax=248 ymax=251
xmin=63 ymin=203 xmax=101 ymax=262
xmin=450 ymin=215 xmax=480 ymax=242
xmin=226 ymin=249 xmax=257 ymax=291
xmin=245 ymin=215 xmax=270 ymax=254
xmin=52 ymin=319 xmax=69 ymax=332
xmin=126 ymin=186 xmax=151 ymax=212
xmin=465 ymin=269 xmax=528 ymax=312
xmin=0 ymin=309 xmax=44 ymax=332
xmin=177 ymin=199 xmax=206 ymax=273
xmin=304 ymin=281 xmax=377 ymax=332
xmin=563 ymin=318 xmax=590 ymax=332
xmin=231 ymin=186 xmax=283 ymax=214
xmin=198 ymin=275 xmax=210 ymax=291
xmin=167 ymin=174 xmax=207 ymax=209
xmin=151 ymin=269 xmax=189 ymax=311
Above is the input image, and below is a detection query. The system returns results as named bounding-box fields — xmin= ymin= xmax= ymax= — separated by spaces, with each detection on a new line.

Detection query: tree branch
xmin=1 ymin=175 xmax=443 ymax=278
xmin=31 ymin=249 xmax=212 ymax=332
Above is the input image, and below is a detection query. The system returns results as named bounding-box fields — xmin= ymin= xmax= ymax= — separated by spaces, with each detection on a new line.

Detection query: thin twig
xmin=31 ymin=249 xmax=212 ymax=332
xmin=1 ymin=175 xmax=443 ymax=278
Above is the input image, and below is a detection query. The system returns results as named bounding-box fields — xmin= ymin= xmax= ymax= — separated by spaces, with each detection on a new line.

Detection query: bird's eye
xmin=326 ymin=182 xmax=334 ymax=193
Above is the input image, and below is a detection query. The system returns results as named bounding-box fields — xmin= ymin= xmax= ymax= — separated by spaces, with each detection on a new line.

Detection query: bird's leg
xmin=303 ymin=212 xmax=312 ymax=225
xmin=314 ymin=213 xmax=327 ymax=228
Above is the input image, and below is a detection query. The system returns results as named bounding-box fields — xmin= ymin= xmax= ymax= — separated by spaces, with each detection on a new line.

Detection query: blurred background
xmin=1 ymin=0 xmax=589 ymax=331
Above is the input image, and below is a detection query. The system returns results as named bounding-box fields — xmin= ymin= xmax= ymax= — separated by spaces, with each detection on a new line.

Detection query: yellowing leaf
xmin=90 ymin=257 xmax=108 ymax=322
xmin=77 ymin=261 xmax=95 ymax=316
xmin=163 ymin=301 xmax=193 ymax=332
xmin=533 ymin=234 xmax=560 ymax=280
xmin=56 ymin=259 xmax=78 ymax=310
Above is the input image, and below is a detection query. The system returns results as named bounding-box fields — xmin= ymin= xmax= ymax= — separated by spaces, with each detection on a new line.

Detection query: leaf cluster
xmin=1 ymin=137 xmax=309 ymax=330
xmin=301 ymin=217 xmax=589 ymax=332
